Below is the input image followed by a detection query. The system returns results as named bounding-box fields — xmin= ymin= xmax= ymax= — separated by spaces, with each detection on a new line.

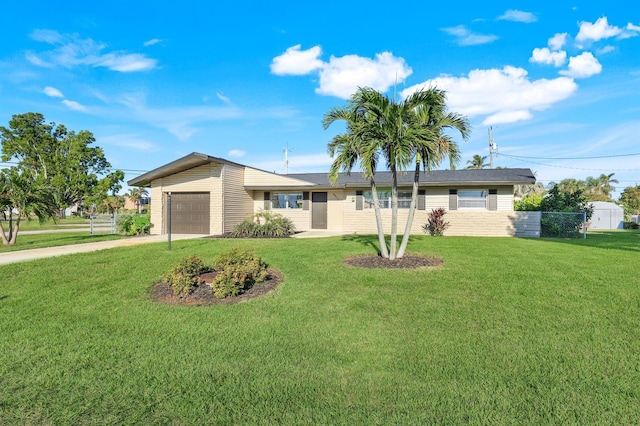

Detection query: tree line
xmin=0 ymin=112 xmax=145 ymax=246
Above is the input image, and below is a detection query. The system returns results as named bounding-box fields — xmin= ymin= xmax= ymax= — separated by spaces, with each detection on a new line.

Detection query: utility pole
xmin=283 ymin=143 xmax=290 ymax=174
xmin=488 ymin=127 xmax=497 ymax=169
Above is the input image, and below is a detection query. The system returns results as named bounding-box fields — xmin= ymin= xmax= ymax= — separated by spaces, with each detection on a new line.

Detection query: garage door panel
xmin=169 ymin=192 xmax=210 ymax=234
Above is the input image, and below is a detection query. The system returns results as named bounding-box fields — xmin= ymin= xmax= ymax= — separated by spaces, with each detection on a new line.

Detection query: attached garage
xmin=168 ymin=192 xmax=210 ymax=234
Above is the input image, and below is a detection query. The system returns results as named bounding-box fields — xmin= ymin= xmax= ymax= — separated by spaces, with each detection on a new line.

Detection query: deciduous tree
xmin=0 ymin=112 xmax=123 ymax=217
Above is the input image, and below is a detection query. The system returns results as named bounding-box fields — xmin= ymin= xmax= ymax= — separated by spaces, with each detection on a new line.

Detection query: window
xmin=457 ymin=190 xmax=488 ymax=209
xmin=270 ymin=192 xmax=303 ymax=209
xmin=363 ymin=190 xmax=413 ymax=209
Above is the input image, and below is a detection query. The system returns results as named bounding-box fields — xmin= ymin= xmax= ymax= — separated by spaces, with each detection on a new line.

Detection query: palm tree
xmin=465 ymin=154 xmax=488 ymax=169
xmin=127 ymin=187 xmax=149 ymax=214
xmin=0 ymin=168 xmax=58 ymax=246
xmin=598 ymin=173 xmax=618 ymax=200
xmin=324 ymin=86 xmax=469 ymax=260
xmin=324 ymin=107 xmax=389 ymax=258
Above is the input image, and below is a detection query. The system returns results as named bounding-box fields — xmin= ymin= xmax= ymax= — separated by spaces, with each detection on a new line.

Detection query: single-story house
xmin=589 ymin=201 xmax=624 ymax=230
xmin=128 ymin=152 xmax=541 ymax=237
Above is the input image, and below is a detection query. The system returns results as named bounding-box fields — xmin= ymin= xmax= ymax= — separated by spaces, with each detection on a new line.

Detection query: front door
xmin=311 ymin=192 xmax=327 ymax=229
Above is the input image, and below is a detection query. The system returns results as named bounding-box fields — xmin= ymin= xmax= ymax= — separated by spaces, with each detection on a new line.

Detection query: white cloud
xmin=27 ymin=29 xmax=157 ymax=73
xmin=530 ymin=48 xmax=567 ymax=66
xmin=548 ymin=33 xmax=568 ymax=50
xmin=560 ymin=52 xmax=602 ymax=78
xmin=497 ymin=10 xmax=537 ymax=23
xmin=596 ymin=45 xmax=615 ymax=55
xmin=216 ymin=92 xmax=232 ymax=105
xmin=95 ymin=53 xmax=156 ymax=72
xmin=620 ymin=22 xmax=640 ymax=39
xmin=401 ymin=66 xmax=578 ymax=126
xmin=43 ymin=86 xmax=63 ymax=97
xmin=228 ymin=149 xmax=246 ymax=158
xmin=143 ymin=38 xmax=162 ymax=47
xmin=271 ymin=46 xmax=412 ymax=99
xmin=576 ymin=17 xmax=622 ymax=43
xmin=270 ymin=45 xmax=323 ymax=75
xmin=25 ymin=52 xmax=52 ymax=68
xmin=627 ymin=23 xmax=640 ymax=32
xmin=442 ymin=25 xmax=498 ymax=46
xmin=62 ymin=99 xmax=87 ymax=111
xmin=316 ymin=52 xmax=412 ymax=98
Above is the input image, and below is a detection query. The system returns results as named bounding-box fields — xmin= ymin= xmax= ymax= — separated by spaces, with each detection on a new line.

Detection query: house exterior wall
xmin=326 ymin=190 xmax=345 ymax=232
xmin=244 ymin=168 xmax=311 ymax=187
xmin=340 ymin=186 xmax=535 ymax=237
xmin=253 ymin=190 xmax=311 ymax=231
xmin=222 ymin=164 xmax=253 ymax=233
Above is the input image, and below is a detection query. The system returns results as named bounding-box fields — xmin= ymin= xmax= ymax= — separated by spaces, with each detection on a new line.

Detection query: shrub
xmin=232 ymin=211 xmax=295 ymax=238
xmin=623 ymin=221 xmax=639 ymax=229
xmin=211 ymin=249 xmax=269 ymax=298
xmin=423 ymin=208 xmax=450 ymax=236
xmin=161 ymin=255 xmax=210 ymax=295
xmin=116 ymin=213 xmax=151 ymax=236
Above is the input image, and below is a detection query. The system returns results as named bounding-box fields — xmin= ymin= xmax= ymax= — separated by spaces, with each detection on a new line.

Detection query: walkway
xmin=0 ymin=230 xmax=345 ymax=265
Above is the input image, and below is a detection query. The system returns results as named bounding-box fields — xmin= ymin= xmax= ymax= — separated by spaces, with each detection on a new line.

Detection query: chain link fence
xmin=541 ymin=211 xmax=587 ymax=238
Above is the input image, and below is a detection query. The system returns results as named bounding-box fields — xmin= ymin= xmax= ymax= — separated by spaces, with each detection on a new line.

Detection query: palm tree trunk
xmin=389 ymin=166 xmax=398 ymax=260
xmin=370 ymin=180 xmax=389 ymax=258
xmin=0 ymin=223 xmax=9 ymax=246
xmin=9 ymin=222 xmax=20 ymax=246
xmin=397 ymin=161 xmax=420 ymax=259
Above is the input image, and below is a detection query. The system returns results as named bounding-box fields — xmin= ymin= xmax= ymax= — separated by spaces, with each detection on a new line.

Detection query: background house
xmin=128 ymin=152 xmax=540 ymax=237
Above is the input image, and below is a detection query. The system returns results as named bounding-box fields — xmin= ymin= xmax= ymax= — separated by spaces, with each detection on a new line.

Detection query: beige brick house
xmin=128 ymin=152 xmax=541 ymax=237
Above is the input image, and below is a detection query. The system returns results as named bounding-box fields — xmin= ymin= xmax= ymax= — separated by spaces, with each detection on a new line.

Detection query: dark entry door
xmin=168 ymin=192 xmax=210 ymax=234
xmin=311 ymin=192 xmax=327 ymax=229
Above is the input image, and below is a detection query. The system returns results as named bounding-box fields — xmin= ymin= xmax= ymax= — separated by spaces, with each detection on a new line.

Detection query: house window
xmin=458 ymin=190 xmax=488 ymax=209
xmin=271 ymin=192 xmax=303 ymax=209
xmin=363 ymin=190 xmax=413 ymax=209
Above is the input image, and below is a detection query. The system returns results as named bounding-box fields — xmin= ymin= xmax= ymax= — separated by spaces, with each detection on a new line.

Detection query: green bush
xmin=423 ymin=208 xmax=450 ymax=236
xmin=211 ymin=249 xmax=269 ymax=298
xmin=161 ymin=255 xmax=210 ymax=295
xmin=623 ymin=221 xmax=639 ymax=229
xmin=232 ymin=211 xmax=295 ymax=238
xmin=116 ymin=213 xmax=151 ymax=236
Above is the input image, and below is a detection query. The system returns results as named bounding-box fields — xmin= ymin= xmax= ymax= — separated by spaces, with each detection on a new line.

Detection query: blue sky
xmin=1 ymin=1 xmax=639 ymax=197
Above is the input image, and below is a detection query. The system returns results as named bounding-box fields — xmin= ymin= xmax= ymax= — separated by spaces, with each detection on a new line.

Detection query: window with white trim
xmin=363 ymin=190 xmax=413 ymax=209
xmin=457 ymin=190 xmax=488 ymax=209
xmin=270 ymin=192 xmax=303 ymax=209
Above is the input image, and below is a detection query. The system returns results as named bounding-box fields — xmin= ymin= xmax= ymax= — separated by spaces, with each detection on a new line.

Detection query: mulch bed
xmin=150 ymin=268 xmax=284 ymax=306
xmin=344 ymin=255 xmax=443 ymax=269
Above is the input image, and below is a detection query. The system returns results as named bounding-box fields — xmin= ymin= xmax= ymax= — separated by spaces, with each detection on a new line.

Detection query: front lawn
xmin=1 ymin=232 xmax=638 ymax=424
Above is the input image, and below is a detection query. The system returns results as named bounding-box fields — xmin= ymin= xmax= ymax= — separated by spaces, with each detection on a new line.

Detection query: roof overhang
xmin=127 ymin=152 xmax=244 ymax=187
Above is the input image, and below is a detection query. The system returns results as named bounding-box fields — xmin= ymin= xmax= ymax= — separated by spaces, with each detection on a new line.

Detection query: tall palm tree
xmin=324 ymin=107 xmax=389 ymax=258
xmin=465 ymin=154 xmax=488 ymax=169
xmin=598 ymin=173 xmax=618 ymax=199
xmin=127 ymin=187 xmax=149 ymax=214
xmin=325 ymin=86 xmax=469 ymax=260
xmin=397 ymin=90 xmax=468 ymax=258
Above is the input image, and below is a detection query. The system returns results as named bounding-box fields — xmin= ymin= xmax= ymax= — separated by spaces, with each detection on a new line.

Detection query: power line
xmin=495 ymin=153 xmax=640 ymax=172
xmin=498 ymin=152 xmax=640 ymax=160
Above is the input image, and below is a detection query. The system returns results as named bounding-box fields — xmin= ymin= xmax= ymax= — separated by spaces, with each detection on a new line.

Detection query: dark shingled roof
xmin=128 ymin=152 xmax=536 ymax=188
xmin=285 ymin=168 xmax=536 ymax=188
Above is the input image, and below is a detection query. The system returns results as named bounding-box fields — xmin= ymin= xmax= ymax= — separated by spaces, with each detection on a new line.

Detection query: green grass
xmin=0 ymin=232 xmax=127 ymax=252
xmin=2 ymin=216 xmax=91 ymax=231
xmin=1 ymin=231 xmax=639 ymax=424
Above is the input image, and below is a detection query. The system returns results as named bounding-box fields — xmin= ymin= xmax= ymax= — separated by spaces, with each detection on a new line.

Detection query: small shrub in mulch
xmin=152 ymin=250 xmax=282 ymax=306
xmin=344 ymin=255 xmax=443 ymax=269
xmin=151 ymin=268 xmax=283 ymax=306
